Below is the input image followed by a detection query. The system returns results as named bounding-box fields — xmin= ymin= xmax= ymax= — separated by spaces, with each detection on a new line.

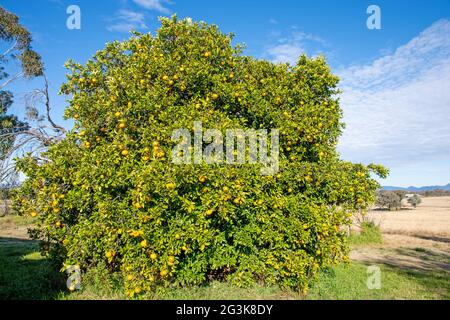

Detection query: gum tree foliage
xmin=15 ymin=17 xmax=388 ymax=295
xmin=1 ymin=6 xmax=65 ymax=185
xmin=376 ymin=190 xmax=402 ymax=211
xmin=0 ymin=6 xmax=43 ymax=158
xmin=407 ymin=194 xmax=421 ymax=208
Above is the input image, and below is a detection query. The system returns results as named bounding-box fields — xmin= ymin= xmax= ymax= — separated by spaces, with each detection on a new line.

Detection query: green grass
xmin=57 ymin=262 xmax=447 ymax=300
xmin=349 ymin=221 xmax=383 ymax=246
xmin=1 ymin=241 xmax=448 ymax=300
xmin=308 ymin=263 xmax=449 ymax=300
xmin=1 ymin=216 xmax=448 ymax=300
xmin=0 ymin=238 xmax=65 ymax=299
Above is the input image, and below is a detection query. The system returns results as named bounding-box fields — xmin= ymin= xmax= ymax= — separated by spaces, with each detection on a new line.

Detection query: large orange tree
xmin=15 ymin=16 xmax=387 ymax=296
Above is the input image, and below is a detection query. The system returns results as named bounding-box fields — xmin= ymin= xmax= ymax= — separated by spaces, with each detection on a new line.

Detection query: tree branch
xmin=43 ymin=75 xmax=67 ymax=133
xmin=0 ymin=72 xmax=23 ymax=90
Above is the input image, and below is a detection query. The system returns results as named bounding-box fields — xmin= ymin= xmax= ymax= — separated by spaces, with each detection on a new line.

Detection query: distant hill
xmin=382 ymin=183 xmax=450 ymax=191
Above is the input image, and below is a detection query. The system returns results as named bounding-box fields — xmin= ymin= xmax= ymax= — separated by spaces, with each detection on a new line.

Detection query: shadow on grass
xmin=0 ymin=237 xmax=65 ymax=300
xmin=412 ymin=234 xmax=450 ymax=244
xmin=354 ymin=246 xmax=450 ymax=299
xmin=356 ymin=246 xmax=449 ymax=272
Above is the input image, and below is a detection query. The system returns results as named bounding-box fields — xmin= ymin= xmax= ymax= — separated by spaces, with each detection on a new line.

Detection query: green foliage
xmin=422 ymin=189 xmax=450 ymax=197
xmin=0 ymin=6 xmax=43 ymax=77
xmin=14 ymin=16 xmax=386 ymax=295
xmin=376 ymin=190 xmax=402 ymax=211
xmin=407 ymin=194 xmax=422 ymax=208
xmin=349 ymin=221 xmax=382 ymax=245
xmin=0 ymin=6 xmax=42 ymax=162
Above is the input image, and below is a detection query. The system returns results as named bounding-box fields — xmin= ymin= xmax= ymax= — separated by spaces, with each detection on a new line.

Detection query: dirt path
xmin=351 ymin=197 xmax=450 ymax=274
xmin=0 ymin=216 xmax=32 ymax=241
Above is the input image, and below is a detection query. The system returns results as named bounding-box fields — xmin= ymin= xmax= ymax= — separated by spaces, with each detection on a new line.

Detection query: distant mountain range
xmin=382 ymin=183 xmax=450 ymax=191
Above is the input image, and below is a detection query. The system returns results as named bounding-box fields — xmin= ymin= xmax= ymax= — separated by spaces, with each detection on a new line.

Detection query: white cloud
xmin=133 ymin=0 xmax=171 ymax=14
xmin=267 ymin=43 xmax=305 ymax=64
xmin=265 ymin=29 xmax=328 ymax=64
xmin=106 ymin=9 xmax=148 ymax=33
xmin=337 ymin=19 xmax=450 ymax=171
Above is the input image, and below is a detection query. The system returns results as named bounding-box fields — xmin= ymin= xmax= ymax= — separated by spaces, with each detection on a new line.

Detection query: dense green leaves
xmin=14 ymin=16 xmax=386 ymax=296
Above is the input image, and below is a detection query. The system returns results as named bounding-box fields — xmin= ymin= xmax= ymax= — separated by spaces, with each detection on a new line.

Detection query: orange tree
xmin=14 ymin=16 xmax=387 ymax=296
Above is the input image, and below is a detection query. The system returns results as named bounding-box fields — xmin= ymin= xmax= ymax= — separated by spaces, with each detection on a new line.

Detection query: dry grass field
xmin=351 ymin=197 xmax=450 ymax=278
xmin=367 ymin=196 xmax=450 ymax=238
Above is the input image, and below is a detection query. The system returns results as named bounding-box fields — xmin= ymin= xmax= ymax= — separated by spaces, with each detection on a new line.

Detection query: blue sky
xmin=2 ymin=0 xmax=450 ymax=187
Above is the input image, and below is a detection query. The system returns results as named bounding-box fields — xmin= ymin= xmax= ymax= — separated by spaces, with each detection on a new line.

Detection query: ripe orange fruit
xmin=198 ymin=175 xmax=206 ymax=183
xmin=84 ymin=141 xmax=91 ymax=148
xmin=30 ymin=211 xmax=38 ymax=218
xmin=168 ymin=256 xmax=175 ymax=263
xmin=155 ymin=150 xmax=165 ymax=158
xmin=121 ymin=149 xmax=129 ymax=156
xmin=127 ymin=274 xmax=134 ymax=281
xmin=140 ymin=240 xmax=148 ymax=248
xmin=205 ymin=209 xmax=213 ymax=216
xmin=105 ymin=251 xmax=113 ymax=258
xmin=212 ymin=93 xmax=219 ymax=100
xmin=114 ymin=111 xmax=121 ymax=117
xmin=166 ymin=182 xmax=176 ymax=190
xmin=160 ymin=269 xmax=168 ymax=277
xmin=204 ymin=51 xmax=211 ymax=58
xmin=55 ymin=221 xmax=61 ymax=227
xmin=150 ymin=253 xmax=157 ymax=260
xmin=118 ymin=122 xmax=126 ymax=129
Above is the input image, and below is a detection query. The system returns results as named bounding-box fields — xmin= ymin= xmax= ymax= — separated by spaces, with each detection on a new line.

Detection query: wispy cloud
xmin=106 ymin=9 xmax=148 ymax=33
xmin=337 ymin=19 xmax=450 ymax=170
xmin=132 ymin=0 xmax=172 ymax=14
xmin=265 ymin=28 xmax=328 ymax=64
